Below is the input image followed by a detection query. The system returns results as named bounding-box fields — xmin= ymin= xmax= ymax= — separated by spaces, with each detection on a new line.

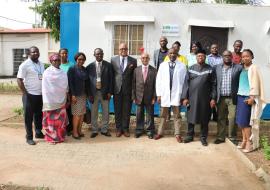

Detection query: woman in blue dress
xmin=236 ymin=49 xmax=255 ymax=153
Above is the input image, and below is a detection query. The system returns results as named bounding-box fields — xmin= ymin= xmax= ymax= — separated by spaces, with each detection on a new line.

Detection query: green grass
xmin=13 ymin=107 xmax=24 ymax=116
xmin=0 ymin=83 xmax=20 ymax=93
xmin=260 ymin=136 xmax=270 ymax=160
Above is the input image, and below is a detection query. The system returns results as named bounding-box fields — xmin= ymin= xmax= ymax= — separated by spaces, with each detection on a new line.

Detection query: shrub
xmin=260 ymin=136 xmax=270 ymax=160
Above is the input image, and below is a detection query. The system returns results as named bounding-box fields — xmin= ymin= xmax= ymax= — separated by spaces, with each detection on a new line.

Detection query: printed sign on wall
xmin=162 ymin=24 xmax=180 ymax=36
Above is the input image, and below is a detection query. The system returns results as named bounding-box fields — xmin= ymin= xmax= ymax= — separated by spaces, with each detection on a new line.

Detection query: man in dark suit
xmin=132 ymin=53 xmax=157 ymax=139
xmin=86 ymin=48 xmax=113 ymax=138
xmin=213 ymin=50 xmax=242 ymax=144
xmin=153 ymin=36 xmax=169 ymax=70
xmin=111 ymin=43 xmax=137 ymax=137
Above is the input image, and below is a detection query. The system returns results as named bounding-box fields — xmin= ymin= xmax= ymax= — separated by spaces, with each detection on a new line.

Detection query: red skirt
xmin=42 ymin=107 xmax=68 ymax=143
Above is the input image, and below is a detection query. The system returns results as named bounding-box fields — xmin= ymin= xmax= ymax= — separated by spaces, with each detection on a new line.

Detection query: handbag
xmin=83 ymin=100 xmax=91 ymax=124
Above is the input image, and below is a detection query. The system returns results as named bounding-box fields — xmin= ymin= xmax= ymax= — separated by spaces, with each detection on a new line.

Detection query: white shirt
xmin=17 ymin=58 xmax=45 ymax=95
xmin=120 ymin=56 xmax=128 ymax=71
xmin=95 ymin=60 xmax=102 ymax=82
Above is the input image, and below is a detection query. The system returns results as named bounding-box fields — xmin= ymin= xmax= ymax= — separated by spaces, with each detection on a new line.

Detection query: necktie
xmin=120 ymin=57 xmax=125 ymax=73
xmin=143 ymin=66 xmax=148 ymax=82
xmin=169 ymin=62 xmax=175 ymax=91
xmin=97 ymin=62 xmax=101 ymax=78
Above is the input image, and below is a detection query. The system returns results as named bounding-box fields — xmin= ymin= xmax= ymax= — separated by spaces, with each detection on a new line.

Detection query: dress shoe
xmin=123 ymin=131 xmax=130 ymax=137
xmin=101 ymin=131 xmax=111 ymax=137
xmin=116 ymin=130 xmax=122 ymax=137
xmin=183 ymin=136 xmax=193 ymax=143
xmin=154 ymin=134 xmax=163 ymax=140
xmin=72 ymin=135 xmax=81 ymax=140
xmin=79 ymin=133 xmax=85 ymax=137
xmin=147 ymin=134 xmax=154 ymax=139
xmin=201 ymin=139 xmax=208 ymax=146
xmin=26 ymin=139 xmax=36 ymax=145
xmin=35 ymin=133 xmax=44 ymax=139
xmin=134 ymin=133 xmax=142 ymax=138
xmin=175 ymin=135 xmax=183 ymax=143
xmin=90 ymin=133 xmax=98 ymax=138
xmin=214 ymin=139 xmax=225 ymax=144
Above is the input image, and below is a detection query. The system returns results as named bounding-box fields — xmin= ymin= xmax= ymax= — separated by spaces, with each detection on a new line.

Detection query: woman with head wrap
xmin=42 ymin=53 xmax=69 ymax=144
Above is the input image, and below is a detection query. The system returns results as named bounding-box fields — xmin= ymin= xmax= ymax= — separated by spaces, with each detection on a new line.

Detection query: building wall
xmin=70 ymin=2 xmax=270 ymax=66
xmin=0 ymin=33 xmax=50 ymax=76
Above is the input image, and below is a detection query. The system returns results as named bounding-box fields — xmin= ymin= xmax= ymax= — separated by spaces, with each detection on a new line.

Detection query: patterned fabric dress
xmin=43 ymin=107 xmax=68 ymax=143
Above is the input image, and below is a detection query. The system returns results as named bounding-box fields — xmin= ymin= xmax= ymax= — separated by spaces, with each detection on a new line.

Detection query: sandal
xmin=237 ymin=141 xmax=246 ymax=149
xmin=242 ymin=141 xmax=253 ymax=153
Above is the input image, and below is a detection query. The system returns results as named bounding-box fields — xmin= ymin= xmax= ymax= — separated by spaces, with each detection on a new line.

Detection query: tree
xmin=31 ymin=0 xmax=85 ymax=42
xmin=215 ymin=0 xmax=264 ymax=5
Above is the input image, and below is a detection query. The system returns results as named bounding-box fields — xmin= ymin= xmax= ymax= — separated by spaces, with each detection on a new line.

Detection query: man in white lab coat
xmin=155 ymin=48 xmax=187 ymax=143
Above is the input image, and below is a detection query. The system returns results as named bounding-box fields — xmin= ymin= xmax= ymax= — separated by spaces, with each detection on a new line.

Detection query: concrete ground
xmin=0 ymin=94 xmax=21 ymax=121
xmin=0 ymin=94 xmax=266 ymax=190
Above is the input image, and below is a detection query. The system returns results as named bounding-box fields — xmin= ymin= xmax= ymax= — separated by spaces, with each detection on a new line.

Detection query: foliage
xmin=31 ymin=0 xmax=86 ymax=42
xmin=260 ymin=136 xmax=270 ymax=160
xmin=215 ymin=0 xmax=264 ymax=5
xmin=13 ymin=107 xmax=24 ymax=116
xmin=44 ymin=63 xmax=51 ymax=69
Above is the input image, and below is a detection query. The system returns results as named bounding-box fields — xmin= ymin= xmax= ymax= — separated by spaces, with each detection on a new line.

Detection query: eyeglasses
xmin=119 ymin=48 xmax=128 ymax=51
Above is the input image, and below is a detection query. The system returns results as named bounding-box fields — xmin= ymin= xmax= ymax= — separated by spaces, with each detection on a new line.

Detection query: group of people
xmin=17 ymin=38 xmax=268 ymax=153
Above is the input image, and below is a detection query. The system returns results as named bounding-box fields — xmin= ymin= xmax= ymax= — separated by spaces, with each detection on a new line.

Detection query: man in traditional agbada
xmin=181 ymin=49 xmax=216 ymax=146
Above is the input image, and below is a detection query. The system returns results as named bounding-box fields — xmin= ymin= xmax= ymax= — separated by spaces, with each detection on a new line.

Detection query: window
xmin=113 ymin=24 xmax=144 ymax=56
xmin=13 ymin=48 xmax=29 ymax=76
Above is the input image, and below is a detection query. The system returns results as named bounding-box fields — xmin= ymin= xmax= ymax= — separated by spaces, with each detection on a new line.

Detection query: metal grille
xmin=113 ymin=24 xmax=144 ymax=56
xmin=13 ymin=48 xmax=29 ymax=76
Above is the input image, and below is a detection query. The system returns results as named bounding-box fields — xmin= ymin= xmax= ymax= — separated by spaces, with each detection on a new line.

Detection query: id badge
xmin=38 ymin=74 xmax=43 ymax=80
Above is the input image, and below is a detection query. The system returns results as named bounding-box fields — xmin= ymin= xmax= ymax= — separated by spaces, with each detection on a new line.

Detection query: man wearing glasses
xmin=111 ymin=43 xmax=137 ymax=137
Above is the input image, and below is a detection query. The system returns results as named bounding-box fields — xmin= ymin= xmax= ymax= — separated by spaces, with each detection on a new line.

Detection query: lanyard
xmin=32 ymin=62 xmax=42 ymax=74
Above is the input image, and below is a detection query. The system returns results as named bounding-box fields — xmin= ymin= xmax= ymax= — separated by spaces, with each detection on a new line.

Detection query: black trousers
xmin=113 ymin=89 xmax=132 ymax=132
xmin=22 ymin=93 xmax=43 ymax=140
xmin=135 ymin=102 xmax=155 ymax=135
xmin=187 ymin=122 xmax=209 ymax=140
xmin=66 ymin=105 xmax=73 ymax=133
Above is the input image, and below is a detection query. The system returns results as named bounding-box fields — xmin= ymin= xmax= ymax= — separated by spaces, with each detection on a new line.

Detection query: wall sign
xmin=162 ymin=24 xmax=180 ymax=36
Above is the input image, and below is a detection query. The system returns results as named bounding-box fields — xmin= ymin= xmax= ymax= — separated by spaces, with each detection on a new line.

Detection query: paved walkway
xmin=0 ymin=94 xmax=266 ymax=190
xmin=0 ymin=126 xmax=265 ymax=190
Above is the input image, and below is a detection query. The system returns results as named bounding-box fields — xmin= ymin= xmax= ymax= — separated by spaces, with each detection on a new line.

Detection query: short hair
xmin=190 ymin=41 xmax=202 ymax=52
xmin=94 ymin=48 xmax=103 ymax=53
xmin=242 ymin=49 xmax=254 ymax=59
xmin=196 ymin=49 xmax=206 ymax=55
xmin=222 ymin=50 xmax=232 ymax=55
xmin=74 ymin=52 xmax=86 ymax=61
xmin=29 ymin=46 xmax=39 ymax=51
xmin=234 ymin=40 xmax=243 ymax=45
xmin=59 ymin=48 xmax=68 ymax=53
xmin=173 ymin=41 xmax=181 ymax=47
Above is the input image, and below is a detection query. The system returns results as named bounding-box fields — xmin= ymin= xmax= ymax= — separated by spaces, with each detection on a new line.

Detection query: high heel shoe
xmin=237 ymin=141 xmax=246 ymax=149
xmin=243 ymin=141 xmax=253 ymax=153
xmin=72 ymin=135 xmax=81 ymax=140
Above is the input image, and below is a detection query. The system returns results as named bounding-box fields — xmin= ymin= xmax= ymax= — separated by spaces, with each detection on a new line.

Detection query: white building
xmin=0 ymin=28 xmax=59 ymax=76
xmin=60 ymin=2 xmax=270 ymax=66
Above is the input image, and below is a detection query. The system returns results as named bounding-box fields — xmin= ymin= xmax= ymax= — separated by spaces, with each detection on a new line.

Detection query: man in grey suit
xmin=86 ymin=48 xmax=113 ymax=138
xmin=132 ymin=53 xmax=157 ymax=139
xmin=153 ymin=36 xmax=169 ymax=70
xmin=213 ymin=50 xmax=242 ymax=144
xmin=111 ymin=43 xmax=137 ymax=137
